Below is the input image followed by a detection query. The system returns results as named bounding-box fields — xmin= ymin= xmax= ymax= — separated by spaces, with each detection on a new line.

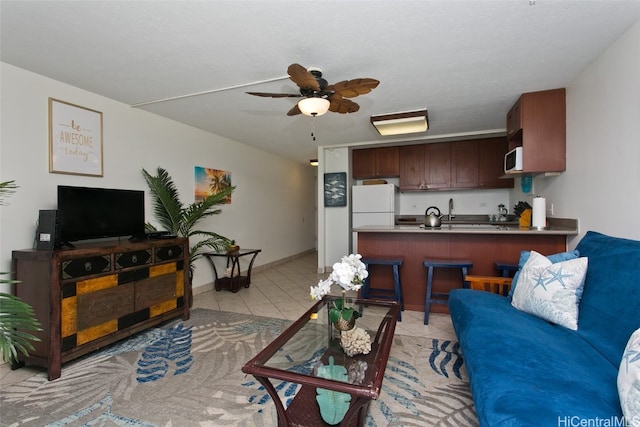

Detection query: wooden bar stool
xmin=360 ymin=257 xmax=404 ymax=321
xmin=494 ymin=261 xmax=519 ymax=278
xmin=423 ymin=259 xmax=473 ymax=325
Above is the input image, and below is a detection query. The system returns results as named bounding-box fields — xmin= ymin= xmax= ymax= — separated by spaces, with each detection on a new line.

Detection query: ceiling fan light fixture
xmin=298 ymin=97 xmax=330 ymax=117
xmin=371 ymin=109 xmax=429 ymax=136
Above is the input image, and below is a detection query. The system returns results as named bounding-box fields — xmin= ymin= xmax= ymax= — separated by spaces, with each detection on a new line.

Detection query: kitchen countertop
xmin=354 ymin=217 xmax=578 ymax=235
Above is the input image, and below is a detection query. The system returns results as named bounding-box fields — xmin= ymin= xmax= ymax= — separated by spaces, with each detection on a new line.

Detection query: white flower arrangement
xmin=310 ymin=254 xmax=369 ymax=324
xmin=310 ymin=254 xmax=369 ymax=299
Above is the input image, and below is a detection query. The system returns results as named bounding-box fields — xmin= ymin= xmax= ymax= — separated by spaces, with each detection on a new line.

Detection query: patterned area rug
xmin=0 ymin=309 xmax=478 ymax=426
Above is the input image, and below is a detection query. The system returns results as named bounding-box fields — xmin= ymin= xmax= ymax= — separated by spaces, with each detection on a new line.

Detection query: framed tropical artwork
xmin=194 ymin=166 xmax=232 ymax=203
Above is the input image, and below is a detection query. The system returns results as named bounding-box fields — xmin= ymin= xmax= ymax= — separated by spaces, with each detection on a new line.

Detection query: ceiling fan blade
xmin=246 ymin=91 xmax=301 ymax=98
xmin=288 ymin=63 xmax=320 ymax=91
xmin=326 ymin=78 xmax=380 ymax=98
xmin=328 ymin=95 xmax=360 ymax=114
xmin=287 ymin=104 xmax=302 ymax=116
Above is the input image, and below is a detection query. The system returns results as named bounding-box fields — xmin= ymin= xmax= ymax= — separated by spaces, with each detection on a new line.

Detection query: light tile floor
xmin=1 ymin=251 xmax=456 ymax=387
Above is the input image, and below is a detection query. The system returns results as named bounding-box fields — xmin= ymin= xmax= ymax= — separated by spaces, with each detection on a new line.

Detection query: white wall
xmin=0 ymin=63 xmax=317 ymax=292
xmin=522 ymin=19 xmax=640 ymax=247
xmin=317 ymin=147 xmax=350 ymax=272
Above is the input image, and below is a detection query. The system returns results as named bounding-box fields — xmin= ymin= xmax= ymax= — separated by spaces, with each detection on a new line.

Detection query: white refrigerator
xmin=352 ymin=184 xmax=399 ymax=252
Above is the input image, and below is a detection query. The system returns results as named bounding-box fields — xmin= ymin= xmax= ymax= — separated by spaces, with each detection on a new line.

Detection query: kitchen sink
xmin=418 ymin=223 xmax=514 ymax=230
xmin=447 ymin=224 xmax=501 ymax=229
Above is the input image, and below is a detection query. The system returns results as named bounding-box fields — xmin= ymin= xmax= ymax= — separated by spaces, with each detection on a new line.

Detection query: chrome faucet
xmin=448 ymin=198 xmax=454 ymax=221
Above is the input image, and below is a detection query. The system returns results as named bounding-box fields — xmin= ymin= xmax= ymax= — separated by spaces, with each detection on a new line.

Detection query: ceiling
xmin=2 ymin=1 xmax=640 ymax=164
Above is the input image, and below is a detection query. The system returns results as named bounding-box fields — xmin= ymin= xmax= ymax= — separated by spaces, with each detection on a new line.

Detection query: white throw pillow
xmin=618 ymin=328 xmax=640 ymax=426
xmin=511 ymin=250 xmax=588 ymax=330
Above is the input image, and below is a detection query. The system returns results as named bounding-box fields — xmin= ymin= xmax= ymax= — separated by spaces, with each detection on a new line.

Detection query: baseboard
xmin=250 ymin=248 xmax=315 ymax=274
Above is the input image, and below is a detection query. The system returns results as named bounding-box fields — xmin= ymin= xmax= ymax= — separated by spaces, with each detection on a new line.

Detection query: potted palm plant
xmin=0 ymin=180 xmax=41 ymax=364
xmin=142 ymin=167 xmax=235 ymax=279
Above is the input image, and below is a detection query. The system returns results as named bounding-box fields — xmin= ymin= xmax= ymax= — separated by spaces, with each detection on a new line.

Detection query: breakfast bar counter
xmin=354 ymin=219 xmax=578 ymax=314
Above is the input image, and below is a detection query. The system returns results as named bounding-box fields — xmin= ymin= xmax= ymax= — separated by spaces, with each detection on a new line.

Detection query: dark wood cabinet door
xmin=353 ymin=147 xmax=399 ymax=179
xmin=478 ymin=138 xmax=513 ymax=188
xmin=399 ymin=145 xmax=425 ymax=190
xmin=352 ymin=148 xmax=376 ymax=179
xmin=424 ymin=142 xmax=451 ymax=190
xmin=451 ymin=140 xmax=478 ymax=188
xmin=520 ymin=88 xmax=566 ymax=173
xmin=506 ymin=98 xmax=522 ymax=138
xmin=375 ymin=147 xmax=400 ymax=177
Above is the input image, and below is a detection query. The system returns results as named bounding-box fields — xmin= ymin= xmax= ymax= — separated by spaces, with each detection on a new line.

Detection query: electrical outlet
xmin=548 ymin=203 xmax=554 ymax=215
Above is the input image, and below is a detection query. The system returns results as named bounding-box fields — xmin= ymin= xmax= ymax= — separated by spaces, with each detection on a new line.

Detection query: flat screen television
xmin=57 ymin=185 xmax=145 ymax=244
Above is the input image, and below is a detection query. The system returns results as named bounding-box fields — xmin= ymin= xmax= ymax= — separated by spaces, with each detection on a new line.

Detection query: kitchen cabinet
xmin=400 ymin=138 xmax=512 ymax=191
xmin=478 ymin=138 xmax=513 ymax=188
xmin=399 ymin=143 xmax=450 ymax=190
xmin=424 ymin=143 xmax=451 ymax=189
xmin=11 ymin=237 xmax=190 ymax=380
xmin=451 ymin=140 xmax=478 ymax=188
xmin=398 ymin=144 xmax=424 ymax=190
xmin=506 ymin=98 xmax=521 ymax=138
xmin=506 ymin=88 xmax=566 ymax=174
xmin=352 ymin=146 xmax=399 ymax=179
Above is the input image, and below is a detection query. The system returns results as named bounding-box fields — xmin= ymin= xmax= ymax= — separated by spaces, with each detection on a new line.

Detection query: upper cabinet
xmin=399 ymin=138 xmax=512 ymax=191
xmin=477 ymin=138 xmax=513 ymax=188
xmin=352 ymin=146 xmax=399 ymax=179
xmin=506 ymin=88 xmax=566 ymax=174
xmin=399 ymin=143 xmax=450 ymax=190
xmin=451 ymin=140 xmax=478 ymax=188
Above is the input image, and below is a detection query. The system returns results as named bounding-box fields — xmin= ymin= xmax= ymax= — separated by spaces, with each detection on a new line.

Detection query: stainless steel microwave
xmin=504 ymin=147 xmax=523 ymax=173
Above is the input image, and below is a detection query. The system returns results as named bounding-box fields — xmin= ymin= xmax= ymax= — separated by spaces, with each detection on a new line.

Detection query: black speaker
xmin=36 ymin=209 xmax=60 ymax=250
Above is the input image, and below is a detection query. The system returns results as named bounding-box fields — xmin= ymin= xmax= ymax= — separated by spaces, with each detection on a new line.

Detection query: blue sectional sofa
xmin=449 ymin=231 xmax=640 ymax=426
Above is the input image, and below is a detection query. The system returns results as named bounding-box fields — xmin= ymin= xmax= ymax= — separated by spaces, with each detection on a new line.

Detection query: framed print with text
xmin=49 ymin=98 xmax=103 ymax=176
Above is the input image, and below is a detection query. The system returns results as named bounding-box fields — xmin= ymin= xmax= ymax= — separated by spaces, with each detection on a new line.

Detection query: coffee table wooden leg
xmin=341 ymin=396 xmax=371 ymax=427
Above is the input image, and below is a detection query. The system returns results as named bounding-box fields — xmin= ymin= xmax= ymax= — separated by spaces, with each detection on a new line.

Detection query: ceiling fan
xmin=246 ymin=63 xmax=379 ymax=117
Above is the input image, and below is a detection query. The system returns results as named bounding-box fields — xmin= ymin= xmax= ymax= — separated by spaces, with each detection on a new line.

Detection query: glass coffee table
xmin=242 ymin=295 xmax=400 ymax=426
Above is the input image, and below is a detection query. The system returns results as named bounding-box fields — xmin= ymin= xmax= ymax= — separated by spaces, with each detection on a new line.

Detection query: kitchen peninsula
xmin=355 ymin=218 xmax=578 ymax=314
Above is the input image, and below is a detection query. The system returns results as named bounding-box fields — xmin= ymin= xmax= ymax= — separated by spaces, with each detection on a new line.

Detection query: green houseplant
xmin=142 ymin=167 xmax=235 ymax=277
xmin=0 ymin=180 xmax=41 ymax=363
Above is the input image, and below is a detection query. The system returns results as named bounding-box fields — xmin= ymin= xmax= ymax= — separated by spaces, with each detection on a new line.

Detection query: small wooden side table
xmin=203 ymin=248 xmax=261 ymax=293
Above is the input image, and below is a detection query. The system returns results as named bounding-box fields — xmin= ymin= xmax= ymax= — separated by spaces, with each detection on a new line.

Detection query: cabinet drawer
xmin=155 ymin=244 xmax=184 ymax=261
xmin=115 ymin=249 xmax=152 ymax=269
xmin=61 ymin=255 xmax=111 ymax=280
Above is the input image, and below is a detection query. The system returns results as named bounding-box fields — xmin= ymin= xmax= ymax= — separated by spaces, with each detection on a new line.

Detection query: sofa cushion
xmin=511 ymin=251 xmax=588 ymax=330
xmin=618 ymin=328 xmax=640 ymax=425
xmin=575 ymin=231 xmax=640 ymax=366
xmin=508 ymin=249 xmax=580 ymax=298
xmin=449 ymin=289 xmax=622 ymax=426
